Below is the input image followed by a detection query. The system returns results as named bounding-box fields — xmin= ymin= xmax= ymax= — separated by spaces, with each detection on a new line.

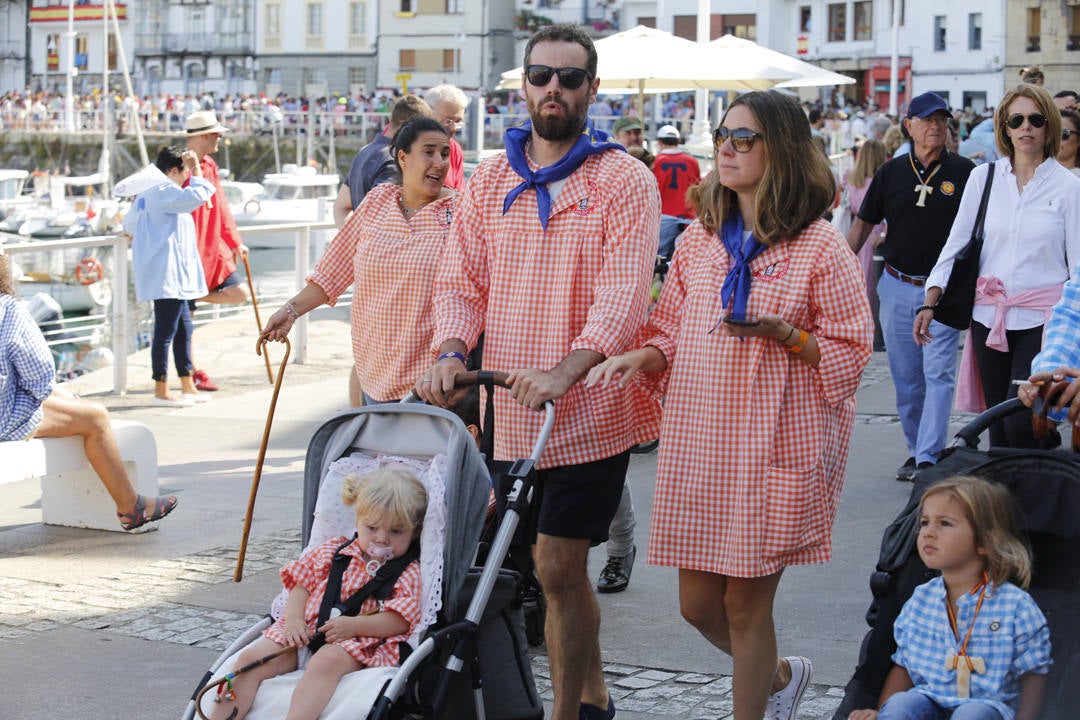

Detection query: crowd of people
xmin=5 ymin=25 xmax=1079 ymax=720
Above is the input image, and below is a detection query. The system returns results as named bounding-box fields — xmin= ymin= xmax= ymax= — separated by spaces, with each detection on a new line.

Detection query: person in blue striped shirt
xmin=849 ymin=476 xmax=1050 ymax=720
xmin=1018 ymin=275 xmax=1080 ymax=424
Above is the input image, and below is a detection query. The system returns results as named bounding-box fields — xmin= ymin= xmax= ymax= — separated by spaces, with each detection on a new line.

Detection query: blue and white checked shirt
xmin=0 ymin=295 xmax=55 ymax=441
xmin=892 ymin=577 xmax=1051 ymax=720
xmin=1031 ymin=275 xmax=1080 ymax=421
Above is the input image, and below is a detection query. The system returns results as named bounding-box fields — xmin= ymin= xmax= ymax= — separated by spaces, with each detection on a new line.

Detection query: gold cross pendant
xmin=914 ymin=183 xmax=934 ymax=207
xmin=946 ymin=653 xmax=986 ymax=698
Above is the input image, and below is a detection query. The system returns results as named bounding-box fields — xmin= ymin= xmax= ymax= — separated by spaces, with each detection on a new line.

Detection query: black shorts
xmin=522 ymin=451 xmax=630 ymax=544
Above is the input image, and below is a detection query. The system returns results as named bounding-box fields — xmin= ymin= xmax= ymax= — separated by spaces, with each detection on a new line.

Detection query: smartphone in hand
xmin=723 ymin=312 xmax=760 ymax=327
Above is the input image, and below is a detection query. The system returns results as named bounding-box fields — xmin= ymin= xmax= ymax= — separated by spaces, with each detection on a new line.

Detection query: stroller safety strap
xmin=310 ymin=536 xmax=421 ymax=653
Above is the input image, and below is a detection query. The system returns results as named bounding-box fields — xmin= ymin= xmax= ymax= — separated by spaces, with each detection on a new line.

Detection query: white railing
xmin=3 ymin=219 xmax=341 ymax=395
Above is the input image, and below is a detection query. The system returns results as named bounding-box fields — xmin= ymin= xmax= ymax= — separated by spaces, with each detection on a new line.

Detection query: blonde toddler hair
xmin=920 ymin=476 xmax=1032 ymax=589
xmin=341 ymin=468 xmax=427 ymax=534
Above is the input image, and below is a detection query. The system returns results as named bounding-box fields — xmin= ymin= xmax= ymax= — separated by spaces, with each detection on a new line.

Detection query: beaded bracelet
xmin=916 ymin=305 xmax=936 ymax=315
xmin=785 ymin=328 xmax=810 ymax=355
xmin=284 ymin=302 xmax=300 ymax=320
xmin=437 ymin=351 xmax=467 ymax=365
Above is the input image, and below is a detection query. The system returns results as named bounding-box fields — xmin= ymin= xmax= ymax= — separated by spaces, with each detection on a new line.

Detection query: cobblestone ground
xmin=0 ymin=529 xmax=844 ymax=719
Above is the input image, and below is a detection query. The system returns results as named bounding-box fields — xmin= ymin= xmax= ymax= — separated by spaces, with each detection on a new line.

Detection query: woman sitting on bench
xmin=0 ymin=254 xmax=177 ymax=530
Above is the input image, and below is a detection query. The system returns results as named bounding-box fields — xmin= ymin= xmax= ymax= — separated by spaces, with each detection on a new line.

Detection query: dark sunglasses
xmin=524 ymin=65 xmax=592 ymax=90
xmin=1006 ymin=113 xmax=1047 ymax=129
xmin=712 ymin=126 xmax=763 ymax=153
xmin=1064 ymin=129 xmax=1077 ymax=141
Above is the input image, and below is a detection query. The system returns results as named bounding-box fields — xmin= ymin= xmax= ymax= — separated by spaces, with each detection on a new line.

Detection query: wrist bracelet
xmin=916 ymin=305 xmax=936 ymax=315
xmin=781 ymin=326 xmax=797 ymax=344
xmin=786 ymin=329 xmax=810 ymax=355
xmin=284 ymin=302 xmax=300 ymax=320
xmin=437 ymin=351 xmax=467 ymax=365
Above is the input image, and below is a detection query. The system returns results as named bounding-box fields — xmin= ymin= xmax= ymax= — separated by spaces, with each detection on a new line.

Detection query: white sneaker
xmin=151 ymin=396 xmax=195 ymax=408
xmin=766 ymin=656 xmax=812 ymax=720
xmin=182 ymin=393 xmax=211 ymax=404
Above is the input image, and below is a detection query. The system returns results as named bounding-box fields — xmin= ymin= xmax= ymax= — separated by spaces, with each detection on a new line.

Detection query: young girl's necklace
xmin=399 ymin=197 xmax=424 ymax=218
xmin=944 ymin=572 xmax=989 ymax=698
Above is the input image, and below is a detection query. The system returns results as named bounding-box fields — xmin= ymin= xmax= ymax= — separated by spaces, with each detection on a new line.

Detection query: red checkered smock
xmin=309 ymin=184 xmax=456 ymax=402
xmin=263 ymin=536 xmax=422 ymax=667
xmin=644 ymin=218 xmax=873 ymax=577
xmin=433 ymin=149 xmax=663 ymax=468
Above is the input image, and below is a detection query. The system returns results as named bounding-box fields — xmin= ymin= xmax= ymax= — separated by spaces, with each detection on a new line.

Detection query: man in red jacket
xmin=184 ymin=110 xmax=250 ymax=391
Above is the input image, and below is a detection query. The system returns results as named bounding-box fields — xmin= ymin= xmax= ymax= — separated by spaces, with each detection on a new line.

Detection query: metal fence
xmin=3 ymin=219 xmax=339 ymax=395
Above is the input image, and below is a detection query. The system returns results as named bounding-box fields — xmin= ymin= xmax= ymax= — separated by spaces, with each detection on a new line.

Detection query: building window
xmin=853 ymin=1 xmax=872 ymax=41
xmin=399 ymin=49 xmax=416 ymax=72
xmin=1027 ymin=7 xmax=1041 ymax=52
xmin=349 ymin=67 xmax=367 ymax=86
xmin=307 ymin=3 xmax=323 ymax=37
xmin=933 ymin=15 xmax=946 ymax=51
xmin=723 ymin=14 xmax=756 ymax=41
xmin=1070 ymin=6 xmax=1080 ymax=51
xmin=968 ymin=13 xmax=982 ymax=51
xmin=441 ymin=48 xmax=460 ymax=73
xmin=75 ymin=35 xmax=88 ymax=70
xmin=349 ymin=1 xmax=366 ymax=36
xmin=399 ymin=0 xmax=414 ymax=13
xmin=799 ymin=6 xmax=811 ymax=33
xmin=828 ymin=3 xmax=846 ymax=42
xmin=446 ymin=0 xmax=463 ymax=13
xmin=265 ymin=3 xmax=281 ymax=47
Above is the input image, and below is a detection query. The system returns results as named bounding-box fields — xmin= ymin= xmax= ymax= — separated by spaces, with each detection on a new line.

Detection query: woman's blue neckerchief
xmin=502 ymin=119 xmax=623 ymax=230
xmin=711 ymin=211 xmax=767 ymax=334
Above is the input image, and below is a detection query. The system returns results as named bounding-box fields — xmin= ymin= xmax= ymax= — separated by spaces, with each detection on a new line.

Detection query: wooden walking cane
xmin=241 ymin=253 xmax=275 ymax=384
xmin=235 ymin=336 xmax=291 ymax=582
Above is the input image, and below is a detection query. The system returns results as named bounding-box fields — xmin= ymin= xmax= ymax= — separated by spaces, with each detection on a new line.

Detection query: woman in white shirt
xmin=916 ymin=84 xmax=1080 ymax=447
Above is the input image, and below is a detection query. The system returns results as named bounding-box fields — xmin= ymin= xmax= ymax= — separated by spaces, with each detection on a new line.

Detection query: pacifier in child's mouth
xmin=366 ymin=542 xmax=395 ymax=573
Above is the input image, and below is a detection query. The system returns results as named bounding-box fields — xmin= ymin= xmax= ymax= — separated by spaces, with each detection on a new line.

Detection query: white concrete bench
xmin=0 ymin=419 xmax=161 ymax=532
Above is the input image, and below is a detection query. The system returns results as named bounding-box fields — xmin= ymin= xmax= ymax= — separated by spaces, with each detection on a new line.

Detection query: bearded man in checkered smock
xmin=589 ymin=91 xmax=874 ymax=720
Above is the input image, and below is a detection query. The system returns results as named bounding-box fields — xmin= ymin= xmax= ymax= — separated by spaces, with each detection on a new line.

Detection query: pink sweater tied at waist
xmin=954 ymin=276 xmax=1063 ymax=414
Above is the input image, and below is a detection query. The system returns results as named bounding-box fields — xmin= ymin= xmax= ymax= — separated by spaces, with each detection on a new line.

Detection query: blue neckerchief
xmin=714 ymin=212 xmax=767 ymax=331
xmin=503 ymin=119 xmax=623 ymax=229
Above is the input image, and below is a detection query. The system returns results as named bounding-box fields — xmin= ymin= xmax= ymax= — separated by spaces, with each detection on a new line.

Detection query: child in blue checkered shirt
xmin=849 ymin=476 xmax=1051 ymax=720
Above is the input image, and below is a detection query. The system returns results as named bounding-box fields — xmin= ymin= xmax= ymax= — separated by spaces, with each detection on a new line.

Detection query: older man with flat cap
xmin=184 ymin=109 xmax=250 ymax=391
xmin=848 ymin=92 xmax=975 ymax=481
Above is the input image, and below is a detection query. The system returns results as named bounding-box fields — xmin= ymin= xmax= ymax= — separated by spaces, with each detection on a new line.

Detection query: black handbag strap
xmin=970 ymin=162 xmax=995 ymax=245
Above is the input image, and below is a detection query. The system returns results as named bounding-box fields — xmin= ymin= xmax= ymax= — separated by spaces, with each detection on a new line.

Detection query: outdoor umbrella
xmin=706 ymin=34 xmax=855 ymax=89
xmin=499 ymin=25 xmax=797 ymax=96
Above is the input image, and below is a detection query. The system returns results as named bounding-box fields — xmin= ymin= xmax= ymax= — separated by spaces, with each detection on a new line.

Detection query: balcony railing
xmin=134 ymin=33 xmax=252 ymax=54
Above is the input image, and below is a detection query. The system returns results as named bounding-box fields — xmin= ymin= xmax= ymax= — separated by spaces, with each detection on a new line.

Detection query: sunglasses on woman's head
xmin=524 ymin=65 xmax=592 ymax=90
xmin=712 ymin=126 xmax=763 ymax=153
xmin=1006 ymin=113 xmax=1047 ymax=129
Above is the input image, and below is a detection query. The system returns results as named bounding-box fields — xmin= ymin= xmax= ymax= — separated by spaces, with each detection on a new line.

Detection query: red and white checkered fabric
xmin=310 ymin=184 xmax=456 ymax=402
xmin=644 ymin=218 xmax=874 ymax=577
xmin=433 ymin=149 xmax=663 ymax=467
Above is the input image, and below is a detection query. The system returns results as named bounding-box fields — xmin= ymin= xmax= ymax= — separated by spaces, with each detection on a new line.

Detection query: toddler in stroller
xmin=848 ymin=476 xmax=1051 ymax=720
xmin=206 ymin=468 xmax=428 ymax=720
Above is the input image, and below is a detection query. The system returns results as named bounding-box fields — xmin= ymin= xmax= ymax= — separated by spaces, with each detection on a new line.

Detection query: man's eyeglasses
xmin=1006 ymin=113 xmax=1047 ymax=129
xmin=1063 ymin=128 xmax=1077 ymax=141
xmin=524 ymin=65 xmax=592 ymax=90
xmin=713 ymin=126 xmax=763 ymax=153
xmin=441 ymin=118 xmax=464 ymax=132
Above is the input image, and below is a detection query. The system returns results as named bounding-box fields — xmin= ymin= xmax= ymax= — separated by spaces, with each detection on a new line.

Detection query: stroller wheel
xmin=523 ymin=585 xmax=546 ymax=647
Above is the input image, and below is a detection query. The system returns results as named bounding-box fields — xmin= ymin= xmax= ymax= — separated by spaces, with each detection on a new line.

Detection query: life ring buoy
xmin=243 ymin=198 xmax=261 ymax=215
xmin=75 ymin=256 xmax=104 ymax=285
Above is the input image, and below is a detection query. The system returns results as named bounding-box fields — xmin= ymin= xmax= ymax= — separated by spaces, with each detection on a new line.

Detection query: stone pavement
xmin=0 ymin=313 xmax=969 ymax=720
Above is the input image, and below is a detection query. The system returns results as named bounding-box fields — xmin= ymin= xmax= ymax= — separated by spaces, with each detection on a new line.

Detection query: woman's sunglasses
xmin=1006 ymin=113 xmax=1047 ymax=129
xmin=712 ymin=126 xmax=763 ymax=153
xmin=524 ymin=65 xmax=592 ymax=90
xmin=1064 ymin=129 xmax=1077 ymax=141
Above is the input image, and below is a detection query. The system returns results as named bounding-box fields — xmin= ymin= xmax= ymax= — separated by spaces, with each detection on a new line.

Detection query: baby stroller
xmin=833 ymin=398 xmax=1080 ymax=720
xmin=183 ymin=371 xmax=550 ymax=720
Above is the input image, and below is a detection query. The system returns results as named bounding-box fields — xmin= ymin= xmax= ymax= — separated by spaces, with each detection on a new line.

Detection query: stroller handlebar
xmin=453 ymin=370 xmax=556 ymax=463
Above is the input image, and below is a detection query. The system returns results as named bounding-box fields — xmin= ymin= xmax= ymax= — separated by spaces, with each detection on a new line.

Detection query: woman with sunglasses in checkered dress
xmin=917 ymin=84 xmax=1080 ymax=448
xmin=587 ymin=91 xmax=874 ymax=720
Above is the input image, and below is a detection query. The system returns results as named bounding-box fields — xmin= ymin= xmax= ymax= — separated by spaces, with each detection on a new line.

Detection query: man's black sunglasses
xmin=524 ymin=65 xmax=592 ymax=90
